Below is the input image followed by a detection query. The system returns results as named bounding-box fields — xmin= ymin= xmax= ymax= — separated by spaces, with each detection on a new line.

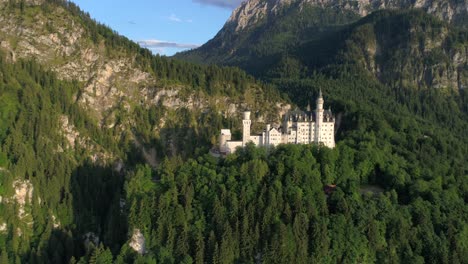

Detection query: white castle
xmin=219 ymin=91 xmax=335 ymax=154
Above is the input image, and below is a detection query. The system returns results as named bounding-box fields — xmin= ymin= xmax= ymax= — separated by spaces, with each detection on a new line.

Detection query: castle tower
xmin=315 ymin=89 xmax=324 ymax=143
xmin=317 ymin=89 xmax=324 ymax=110
xmin=242 ymin=111 xmax=251 ymax=146
xmin=266 ymin=124 xmax=271 ymax=146
xmin=219 ymin=129 xmax=232 ymax=152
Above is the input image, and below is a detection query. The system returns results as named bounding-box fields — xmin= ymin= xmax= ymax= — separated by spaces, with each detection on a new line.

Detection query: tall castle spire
xmin=317 ymin=89 xmax=324 ymax=111
xmin=315 ymin=89 xmax=324 ymax=143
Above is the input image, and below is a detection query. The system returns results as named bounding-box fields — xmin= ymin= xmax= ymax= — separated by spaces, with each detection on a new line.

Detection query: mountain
xmin=225 ymin=0 xmax=466 ymax=33
xmin=176 ymin=0 xmax=467 ymax=91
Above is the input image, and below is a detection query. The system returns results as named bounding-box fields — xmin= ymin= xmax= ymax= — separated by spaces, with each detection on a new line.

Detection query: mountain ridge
xmin=227 ymin=0 xmax=467 ymax=33
xmin=177 ymin=1 xmax=467 ymax=92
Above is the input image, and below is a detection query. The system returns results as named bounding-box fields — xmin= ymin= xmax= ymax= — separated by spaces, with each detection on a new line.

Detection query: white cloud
xmin=137 ymin=40 xmax=200 ymax=50
xmin=192 ymin=0 xmax=243 ymax=9
xmin=150 ymin=47 xmax=166 ymax=55
xmin=167 ymin=14 xmax=194 ymax=23
xmin=169 ymin=14 xmax=182 ymax=22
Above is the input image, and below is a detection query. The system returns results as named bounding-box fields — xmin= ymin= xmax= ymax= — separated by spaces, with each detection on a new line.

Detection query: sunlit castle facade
xmin=219 ymin=91 xmax=335 ymax=154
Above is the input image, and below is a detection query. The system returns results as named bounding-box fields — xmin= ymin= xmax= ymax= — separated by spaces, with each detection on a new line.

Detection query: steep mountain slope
xmin=352 ymin=11 xmax=465 ymax=89
xmin=0 ymin=0 xmax=291 ymax=262
xmin=176 ymin=0 xmax=467 ymax=91
xmin=0 ymin=0 xmax=290 ymax=155
xmin=226 ymin=0 xmax=466 ymax=32
xmin=280 ymin=10 xmax=467 ymax=90
xmin=177 ymin=2 xmax=361 ymax=72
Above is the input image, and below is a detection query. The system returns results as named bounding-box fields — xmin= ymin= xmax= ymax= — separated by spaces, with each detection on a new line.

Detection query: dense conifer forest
xmin=1 ymin=51 xmax=466 ymax=264
xmin=0 ymin=0 xmax=467 ymax=263
xmin=117 ymin=65 xmax=467 ymax=263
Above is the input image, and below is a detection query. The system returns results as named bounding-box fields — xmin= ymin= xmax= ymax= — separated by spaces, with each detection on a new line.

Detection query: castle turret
xmin=242 ymin=111 xmax=251 ymax=146
xmin=315 ymin=89 xmax=324 ymax=143
xmin=266 ymin=124 xmax=271 ymax=145
xmin=219 ymin=129 xmax=232 ymax=152
xmin=317 ymin=89 xmax=324 ymax=110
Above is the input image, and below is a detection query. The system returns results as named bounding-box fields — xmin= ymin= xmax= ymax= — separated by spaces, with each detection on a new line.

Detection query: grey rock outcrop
xmin=129 ymin=229 xmax=146 ymax=255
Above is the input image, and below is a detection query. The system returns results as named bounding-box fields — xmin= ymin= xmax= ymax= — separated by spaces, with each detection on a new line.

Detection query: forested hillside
xmin=119 ymin=134 xmax=467 ymax=263
xmin=115 ymin=57 xmax=468 ymax=263
xmin=0 ymin=0 xmax=288 ymax=263
xmin=0 ymin=0 xmax=288 ymax=157
xmin=0 ymin=52 xmax=120 ymax=263
xmin=173 ymin=1 xmax=468 ymax=264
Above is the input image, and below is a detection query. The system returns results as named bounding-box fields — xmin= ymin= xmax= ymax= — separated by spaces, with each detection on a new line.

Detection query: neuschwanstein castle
xmin=219 ymin=91 xmax=335 ymax=154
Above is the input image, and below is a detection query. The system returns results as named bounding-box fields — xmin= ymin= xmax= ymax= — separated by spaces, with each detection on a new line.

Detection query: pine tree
xmin=195 ymin=232 xmax=204 ymax=264
xmin=219 ymin=224 xmax=234 ymax=264
xmin=0 ymin=249 xmax=8 ymax=264
xmin=212 ymin=243 xmax=220 ymax=264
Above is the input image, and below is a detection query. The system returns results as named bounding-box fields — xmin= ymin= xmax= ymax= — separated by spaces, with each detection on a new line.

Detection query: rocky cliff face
xmin=0 ymin=1 xmax=288 ymax=132
xmin=178 ymin=0 xmax=466 ymax=91
xmin=338 ymin=11 xmax=467 ymax=91
xmin=227 ymin=0 xmax=467 ymax=33
xmin=0 ymin=3 xmax=156 ymax=122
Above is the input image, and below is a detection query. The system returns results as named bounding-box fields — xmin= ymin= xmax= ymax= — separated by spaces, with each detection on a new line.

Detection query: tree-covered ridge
xmin=1 ymin=0 xmax=281 ymax=98
xmin=114 ymin=54 xmax=468 ymax=263
xmin=118 ymin=124 xmax=466 ymax=263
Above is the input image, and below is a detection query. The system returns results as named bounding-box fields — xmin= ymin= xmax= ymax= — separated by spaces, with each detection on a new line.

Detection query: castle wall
xmin=286 ymin=130 xmax=297 ymax=144
xmin=225 ymin=141 xmax=243 ymax=153
xmin=268 ymin=128 xmax=282 ymax=146
xmin=319 ymin=122 xmax=335 ymax=148
xmin=249 ymin=135 xmax=262 ymax=146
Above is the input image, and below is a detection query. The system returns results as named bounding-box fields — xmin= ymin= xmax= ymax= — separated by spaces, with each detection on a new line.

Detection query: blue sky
xmin=73 ymin=0 xmax=244 ymax=55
